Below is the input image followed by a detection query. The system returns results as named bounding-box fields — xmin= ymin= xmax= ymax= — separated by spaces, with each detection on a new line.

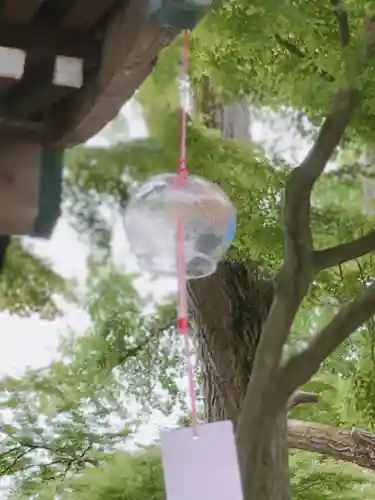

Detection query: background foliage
xmin=3 ymin=0 xmax=375 ymax=498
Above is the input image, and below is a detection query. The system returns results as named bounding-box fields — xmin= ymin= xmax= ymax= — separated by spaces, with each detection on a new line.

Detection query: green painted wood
xmin=32 ymin=148 xmax=64 ymax=238
xmin=148 ymin=0 xmax=213 ymax=30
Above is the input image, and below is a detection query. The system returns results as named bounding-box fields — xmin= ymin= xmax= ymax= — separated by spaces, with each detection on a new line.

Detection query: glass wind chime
xmin=123 ymin=29 xmax=243 ymax=500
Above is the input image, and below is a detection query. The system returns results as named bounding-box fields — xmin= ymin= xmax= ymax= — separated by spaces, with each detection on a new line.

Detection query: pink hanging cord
xmin=175 ymin=30 xmax=199 ymax=436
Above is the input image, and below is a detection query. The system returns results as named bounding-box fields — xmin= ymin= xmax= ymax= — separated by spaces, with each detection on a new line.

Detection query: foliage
xmin=15 ymin=449 xmax=164 ymax=500
xmin=55 ymin=2 xmax=375 ymax=496
xmin=291 ymin=452 xmax=375 ymax=500
xmin=67 ymin=264 xmax=186 ymax=415
xmin=6 ymin=0 xmax=375 ymax=498
xmin=0 ymin=239 xmax=67 ymax=318
xmin=190 ymin=0 xmax=375 ymax=144
xmin=0 ymin=351 xmax=134 ymax=498
xmin=0 ymin=266 xmax=186 ymax=497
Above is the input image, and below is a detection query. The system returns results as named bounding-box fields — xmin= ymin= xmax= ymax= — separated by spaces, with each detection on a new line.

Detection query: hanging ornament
xmin=124 ymin=27 xmax=243 ymax=500
xmin=124 ymin=27 xmax=236 ymax=280
xmin=124 ymin=173 xmax=236 ymax=279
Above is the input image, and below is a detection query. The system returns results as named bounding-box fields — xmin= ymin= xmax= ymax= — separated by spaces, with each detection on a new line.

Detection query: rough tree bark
xmin=189 ymin=76 xmax=291 ymax=500
xmin=188 ymin=262 xmax=291 ymax=499
xmin=288 ymin=420 xmax=375 ymax=472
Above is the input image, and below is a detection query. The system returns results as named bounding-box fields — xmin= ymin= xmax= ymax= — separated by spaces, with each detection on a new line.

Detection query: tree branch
xmin=273 ymin=281 xmax=375 ymax=413
xmin=236 ymin=91 xmax=357 ymax=423
xmin=331 ymin=0 xmax=350 ymax=47
xmin=274 ymin=34 xmax=334 ymax=82
xmin=314 ymin=230 xmax=375 ymax=271
xmin=288 ymin=419 xmax=375 ymax=472
xmin=237 ymin=39 xmax=362 ymax=499
xmin=274 ymin=35 xmax=305 ymax=58
xmin=287 ymin=391 xmax=319 ymax=410
xmin=235 ymin=12 xmax=375 ymax=497
xmin=297 ymin=90 xmax=357 ymax=187
xmin=0 ymin=235 xmax=10 ymax=274
xmin=0 ymin=448 xmax=31 ymax=477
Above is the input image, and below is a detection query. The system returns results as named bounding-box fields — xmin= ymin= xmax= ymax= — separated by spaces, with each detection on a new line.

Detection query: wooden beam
xmin=0 ymin=20 xmax=91 ymax=121
xmin=61 ymin=0 xmax=118 ymax=31
xmin=3 ymin=56 xmax=83 ymax=118
xmin=32 ymin=0 xmax=77 ymax=25
xmin=0 ymin=0 xmax=45 ymax=23
xmin=44 ymin=0 xmax=178 ymax=146
xmin=0 ymin=131 xmax=42 ymax=235
xmin=7 ymin=83 xmax=72 ymax=118
xmin=2 ymin=118 xmax=44 ymax=132
xmin=0 ymin=46 xmax=25 ymax=97
xmin=0 ymin=21 xmax=100 ymax=63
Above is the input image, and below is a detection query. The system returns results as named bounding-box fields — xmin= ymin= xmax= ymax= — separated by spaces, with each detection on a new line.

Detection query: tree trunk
xmin=188 ymin=260 xmax=291 ymax=500
xmin=189 ymin=79 xmax=291 ymax=500
xmin=189 ymin=260 xmax=273 ymax=423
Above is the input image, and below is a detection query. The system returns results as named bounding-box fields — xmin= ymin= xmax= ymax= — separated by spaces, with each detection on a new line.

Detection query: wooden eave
xmin=0 ymin=0 xmax=179 ymax=147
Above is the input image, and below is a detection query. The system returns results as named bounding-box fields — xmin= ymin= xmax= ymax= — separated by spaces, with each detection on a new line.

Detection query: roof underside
xmin=0 ymin=0 xmax=178 ymax=147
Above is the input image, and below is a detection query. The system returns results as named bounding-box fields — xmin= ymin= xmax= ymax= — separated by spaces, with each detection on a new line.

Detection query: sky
xmin=0 ymin=98 xmax=317 ymax=421
xmin=0 ymin=100 xmax=147 ymax=379
xmin=0 ymin=96 xmax=325 ymax=378
xmin=0 ymin=99 xmax=176 ymax=497
xmin=0 ymin=97 xmax=318 ymax=498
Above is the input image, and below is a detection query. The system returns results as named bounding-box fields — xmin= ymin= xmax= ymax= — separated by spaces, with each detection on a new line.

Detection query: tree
xmin=22 ymin=449 xmax=165 ymax=500
xmin=63 ymin=126 xmax=375 ymax=499
xmin=0 ymin=238 xmax=68 ymax=318
xmin=0 ymin=264 xmax=186 ymax=498
xmin=3 ymin=269 xmax=375 ymax=499
xmin=7 ymin=0 xmax=375 ymax=498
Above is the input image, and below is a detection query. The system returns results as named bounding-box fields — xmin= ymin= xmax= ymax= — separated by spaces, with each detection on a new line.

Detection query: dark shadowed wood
xmin=61 ymin=0 xmax=119 ymax=31
xmin=0 ymin=235 xmax=11 ymax=273
xmin=2 ymin=118 xmax=43 ymax=132
xmin=44 ymin=0 xmax=178 ymax=146
xmin=32 ymin=0 xmax=77 ymax=24
xmin=0 ymin=0 xmax=44 ymax=23
xmin=0 ymin=21 xmax=101 ymax=119
xmin=6 ymin=81 xmax=73 ymax=119
xmin=0 ymin=77 xmax=22 ymax=96
xmin=3 ymin=57 xmax=58 ymax=118
xmin=0 ymin=22 xmax=100 ymax=61
xmin=0 ymin=0 xmax=178 ymax=147
xmin=0 ymin=130 xmax=41 ymax=234
xmin=0 ymin=0 xmax=45 ymax=105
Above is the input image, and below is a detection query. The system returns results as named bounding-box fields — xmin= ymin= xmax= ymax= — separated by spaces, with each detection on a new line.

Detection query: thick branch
xmin=287 ymin=391 xmax=319 ymax=410
xmin=275 ymin=35 xmax=305 ymax=58
xmin=288 ymin=419 xmax=375 ymax=472
xmin=236 ymin=13 xmax=372 ymax=498
xmin=274 ymin=34 xmax=334 ymax=82
xmin=314 ymin=230 xmax=375 ymax=271
xmin=297 ymin=90 xmax=357 ymax=188
xmin=274 ymin=281 xmax=375 ymax=413
xmin=331 ymin=0 xmax=350 ymax=47
xmin=237 ymin=87 xmax=359 ymax=500
xmin=236 ymin=89 xmax=357 ymax=468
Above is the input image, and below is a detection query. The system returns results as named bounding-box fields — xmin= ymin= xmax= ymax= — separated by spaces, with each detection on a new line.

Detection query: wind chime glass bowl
xmin=123 ymin=173 xmax=236 ymax=279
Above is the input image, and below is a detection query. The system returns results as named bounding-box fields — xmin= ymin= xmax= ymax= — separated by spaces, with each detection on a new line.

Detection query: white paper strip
xmin=179 ymin=76 xmax=191 ymax=113
xmin=160 ymin=421 xmax=243 ymax=500
xmin=0 ymin=47 xmax=25 ymax=79
xmin=53 ymin=56 xmax=83 ymax=88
